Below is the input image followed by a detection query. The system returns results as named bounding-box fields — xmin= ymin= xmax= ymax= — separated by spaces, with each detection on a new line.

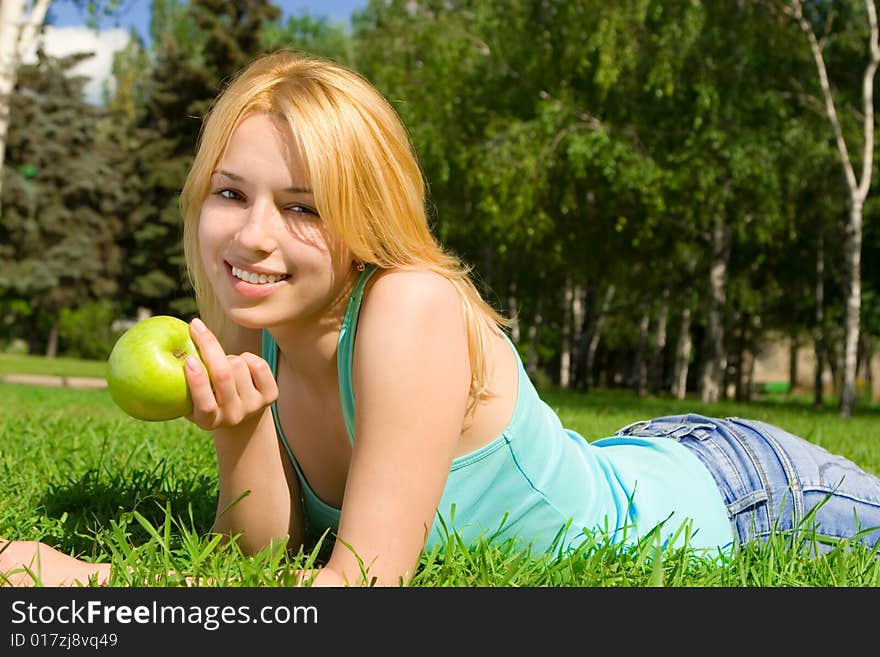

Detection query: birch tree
xmin=783 ymin=0 xmax=880 ymax=418
xmin=0 ymin=0 xmax=51 ymax=218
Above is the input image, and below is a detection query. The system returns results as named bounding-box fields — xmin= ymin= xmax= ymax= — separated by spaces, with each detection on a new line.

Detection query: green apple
xmin=106 ymin=315 xmax=203 ymax=421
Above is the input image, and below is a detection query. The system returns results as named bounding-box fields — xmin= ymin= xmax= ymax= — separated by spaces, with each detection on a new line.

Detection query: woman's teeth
xmin=231 ymin=265 xmax=287 ymax=284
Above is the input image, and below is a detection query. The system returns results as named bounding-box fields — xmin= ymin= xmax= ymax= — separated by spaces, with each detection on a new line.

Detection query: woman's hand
xmin=0 ymin=539 xmax=111 ymax=587
xmin=184 ymin=318 xmax=278 ymax=431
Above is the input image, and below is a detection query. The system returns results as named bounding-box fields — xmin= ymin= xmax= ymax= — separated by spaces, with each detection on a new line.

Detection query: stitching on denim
xmin=721 ymin=419 xmax=775 ymax=510
xmin=722 ymin=418 xmax=777 ymax=540
xmin=677 ymin=417 xmax=758 ymax=542
xmin=725 ymin=490 xmax=768 ymax=515
xmin=730 ymin=418 xmax=804 ymax=522
xmin=727 ymin=418 xmax=805 ymax=546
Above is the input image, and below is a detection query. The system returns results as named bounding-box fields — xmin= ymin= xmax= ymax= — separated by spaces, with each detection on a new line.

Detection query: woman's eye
xmin=217 ymin=188 xmax=244 ymax=201
xmin=286 ymin=204 xmax=319 ymax=218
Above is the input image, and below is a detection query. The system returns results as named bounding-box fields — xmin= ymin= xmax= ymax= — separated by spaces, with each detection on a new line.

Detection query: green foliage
xmin=4 ymin=0 xmax=879 ymax=399
xmin=262 ymin=10 xmax=353 ymax=62
xmin=58 ymin=300 xmax=121 ymax=360
xmin=1 ymin=51 xmax=128 ymax=353
xmin=107 ymin=29 xmax=150 ymax=118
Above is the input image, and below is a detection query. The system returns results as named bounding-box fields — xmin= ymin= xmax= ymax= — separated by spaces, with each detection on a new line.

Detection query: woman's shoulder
xmin=363 ymin=267 xmax=462 ymax=317
xmin=356 ymin=267 xmax=466 ymax=348
xmin=352 ymin=267 xmax=471 ymax=406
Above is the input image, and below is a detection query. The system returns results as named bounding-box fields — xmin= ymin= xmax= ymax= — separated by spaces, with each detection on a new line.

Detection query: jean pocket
xmin=615 ymin=417 xmax=716 ymax=441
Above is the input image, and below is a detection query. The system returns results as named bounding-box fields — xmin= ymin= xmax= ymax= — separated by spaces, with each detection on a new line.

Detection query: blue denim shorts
xmin=615 ymin=414 xmax=880 ymax=553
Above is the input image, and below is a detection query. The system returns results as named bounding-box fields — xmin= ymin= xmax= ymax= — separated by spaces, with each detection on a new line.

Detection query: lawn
xmin=2 ymin=376 xmax=880 ymax=586
xmin=0 ymin=352 xmax=109 ymax=379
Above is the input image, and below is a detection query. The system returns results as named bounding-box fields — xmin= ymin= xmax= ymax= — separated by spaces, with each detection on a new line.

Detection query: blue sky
xmin=37 ymin=1 xmax=369 ymax=104
xmin=48 ymin=0 xmax=369 ymax=43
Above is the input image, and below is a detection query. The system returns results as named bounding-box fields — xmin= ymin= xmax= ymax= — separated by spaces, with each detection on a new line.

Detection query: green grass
xmin=0 ymin=352 xmax=108 ymax=378
xmin=2 ymin=379 xmax=880 ymax=587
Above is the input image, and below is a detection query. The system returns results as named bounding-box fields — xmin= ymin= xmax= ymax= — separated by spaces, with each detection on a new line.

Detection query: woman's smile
xmin=226 ymin=261 xmax=291 ymax=298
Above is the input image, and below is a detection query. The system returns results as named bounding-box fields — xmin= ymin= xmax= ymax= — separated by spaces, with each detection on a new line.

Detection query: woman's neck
xmin=269 ymin=271 xmax=358 ymax=380
xmin=273 ymin=320 xmax=342 ymax=382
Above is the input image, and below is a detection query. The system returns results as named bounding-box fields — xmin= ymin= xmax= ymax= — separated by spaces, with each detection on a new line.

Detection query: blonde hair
xmin=181 ymin=50 xmax=509 ymax=410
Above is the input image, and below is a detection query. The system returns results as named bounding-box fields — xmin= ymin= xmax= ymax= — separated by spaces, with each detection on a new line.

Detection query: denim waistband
xmin=615 ymin=414 xmax=800 ymax=543
xmin=616 ymin=413 xmax=880 ymax=552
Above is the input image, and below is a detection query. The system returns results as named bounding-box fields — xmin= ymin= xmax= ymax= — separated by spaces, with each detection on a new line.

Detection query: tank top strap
xmin=261 ymin=328 xmax=311 ymax=494
xmin=337 ymin=264 xmax=379 ymax=443
xmin=261 ymin=329 xmax=278 ymax=371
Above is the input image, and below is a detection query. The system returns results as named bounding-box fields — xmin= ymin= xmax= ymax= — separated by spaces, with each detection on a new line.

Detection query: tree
xmin=1 ymin=50 xmax=127 ymax=356
xmin=263 ymin=9 xmax=353 ymax=62
xmin=0 ymin=0 xmax=51 ymax=218
xmin=781 ymin=0 xmax=880 ymax=418
xmin=350 ymin=0 xmax=867 ymax=398
xmin=0 ymin=0 xmax=130 ymax=218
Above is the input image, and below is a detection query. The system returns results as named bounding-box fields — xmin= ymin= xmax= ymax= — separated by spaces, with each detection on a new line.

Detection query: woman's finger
xmin=241 ymin=352 xmax=279 ymax=403
xmin=224 ymin=355 xmax=254 ymax=422
xmin=184 ymin=354 xmax=220 ymax=428
xmin=189 ymin=318 xmax=238 ymax=406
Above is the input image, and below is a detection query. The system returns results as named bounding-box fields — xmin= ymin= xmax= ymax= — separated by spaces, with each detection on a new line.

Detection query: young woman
xmin=3 ymin=50 xmax=880 ymax=587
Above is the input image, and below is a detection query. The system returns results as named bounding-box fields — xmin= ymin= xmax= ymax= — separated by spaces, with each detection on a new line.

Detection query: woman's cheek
xmin=198 ymin=215 xmax=225 ymax=274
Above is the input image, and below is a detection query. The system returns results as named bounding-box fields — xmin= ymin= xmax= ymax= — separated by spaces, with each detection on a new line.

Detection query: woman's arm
xmin=318 ymin=270 xmax=471 ymax=586
xmin=185 ymin=320 xmax=305 ymax=555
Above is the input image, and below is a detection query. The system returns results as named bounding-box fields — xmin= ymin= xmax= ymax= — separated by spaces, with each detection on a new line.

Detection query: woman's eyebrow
xmin=213 ymin=169 xmax=312 ymax=194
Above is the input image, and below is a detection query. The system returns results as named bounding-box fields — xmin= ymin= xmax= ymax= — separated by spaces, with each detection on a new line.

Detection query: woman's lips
xmin=226 ymin=262 xmax=289 ymax=298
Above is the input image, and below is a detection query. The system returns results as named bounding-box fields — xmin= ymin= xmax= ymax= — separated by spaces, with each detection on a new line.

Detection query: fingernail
xmin=191 ymin=318 xmax=206 ymax=333
xmin=185 ymin=356 xmax=201 ymax=372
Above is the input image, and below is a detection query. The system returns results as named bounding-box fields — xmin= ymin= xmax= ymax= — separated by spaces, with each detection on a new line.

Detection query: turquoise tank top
xmin=262 ymin=266 xmax=733 ymax=555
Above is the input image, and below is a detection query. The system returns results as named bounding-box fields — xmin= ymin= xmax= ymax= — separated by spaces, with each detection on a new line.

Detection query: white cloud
xmin=23 ymin=26 xmax=130 ymax=106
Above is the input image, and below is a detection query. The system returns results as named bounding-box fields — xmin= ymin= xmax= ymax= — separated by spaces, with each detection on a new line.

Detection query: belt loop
xmin=616 ymin=419 xmax=651 ymax=436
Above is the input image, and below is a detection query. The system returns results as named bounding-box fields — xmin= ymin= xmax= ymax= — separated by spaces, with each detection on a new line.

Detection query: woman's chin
xmin=225 ymin=310 xmax=270 ymax=330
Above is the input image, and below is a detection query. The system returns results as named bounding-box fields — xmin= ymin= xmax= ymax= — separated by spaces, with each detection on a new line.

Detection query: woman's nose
xmin=235 ymin=200 xmax=278 ymax=253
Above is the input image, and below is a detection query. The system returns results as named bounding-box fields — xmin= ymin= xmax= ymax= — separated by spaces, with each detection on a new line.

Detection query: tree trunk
xmin=699 ymin=216 xmax=731 ymax=403
xmin=860 ymin=331 xmax=874 ymax=401
xmin=526 ymin=296 xmax=543 ymax=379
xmin=735 ymin=342 xmax=753 ymax=402
xmin=787 ymin=0 xmax=879 ymax=417
xmin=826 ymin=335 xmax=841 ymax=394
xmin=585 ymin=283 xmax=615 ymax=389
xmin=814 ymin=231 xmax=825 ymax=409
xmin=648 ymin=289 xmax=669 ymax=394
xmin=633 ymin=306 xmax=650 ymax=396
xmin=45 ymin=318 xmax=58 ymax=359
xmin=738 ymin=313 xmax=761 ymax=402
xmin=745 ymin=334 xmax=757 ymax=400
xmin=507 ymin=279 xmax=520 ymax=343
xmin=573 ymin=282 xmax=592 ymax=389
xmin=481 ymin=242 xmax=494 ymax=300
xmin=788 ymin=333 xmax=799 ymax=393
xmin=840 ymin=200 xmax=864 ymax=417
xmin=733 ymin=313 xmax=747 ymax=402
xmin=671 ymin=306 xmax=692 ymax=400
xmin=559 ymin=275 xmax=573 ymax=388
xmin=570 ymin=281 xmax=585 ymax=387
xmin=731 ymin=312 xmax=757 ymax=402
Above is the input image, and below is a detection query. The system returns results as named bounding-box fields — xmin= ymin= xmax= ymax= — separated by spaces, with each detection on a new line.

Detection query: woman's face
xmin=198 ymin=113 xmax=354 ymax=332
